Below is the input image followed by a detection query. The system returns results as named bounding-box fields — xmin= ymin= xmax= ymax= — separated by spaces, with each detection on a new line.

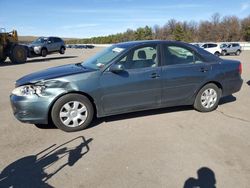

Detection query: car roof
xmin=115 ymin=40 xmax=193 ymax=48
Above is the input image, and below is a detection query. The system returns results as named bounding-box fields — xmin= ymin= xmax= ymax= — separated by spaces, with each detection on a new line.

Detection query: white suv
xmin=201 ymin=43 xmax=221 ymax=56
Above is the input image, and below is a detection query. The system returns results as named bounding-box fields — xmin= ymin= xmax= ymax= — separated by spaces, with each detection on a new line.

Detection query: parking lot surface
xmin=0 ymin=48 xmax=249 ymax=187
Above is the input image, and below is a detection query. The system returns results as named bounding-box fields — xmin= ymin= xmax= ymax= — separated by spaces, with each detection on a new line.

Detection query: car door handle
xmin=151 ymin=73 xmax=160 ymax=78
xmin=200 ymin=67 xmax=209 ymax=72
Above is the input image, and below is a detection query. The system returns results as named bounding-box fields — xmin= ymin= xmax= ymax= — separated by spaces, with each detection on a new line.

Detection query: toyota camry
xmin=10 ymin=40 xmax=243 ymax=132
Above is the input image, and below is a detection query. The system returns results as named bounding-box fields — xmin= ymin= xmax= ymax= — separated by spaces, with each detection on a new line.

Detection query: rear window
xmin=193 ymin=45 xmax=221 ymax=62
xmin=232 ymin=43 xmax=239 ymax=47
xmin=53 ymin=38 xmax=62 ymax=42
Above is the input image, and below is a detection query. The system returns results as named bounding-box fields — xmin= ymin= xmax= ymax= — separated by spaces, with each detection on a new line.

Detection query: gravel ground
xmin=0 ymin=48 xmax=249 ymax=188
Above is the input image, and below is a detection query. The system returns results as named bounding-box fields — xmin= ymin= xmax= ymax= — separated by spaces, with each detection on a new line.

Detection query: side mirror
xmin=109 ymin=64 xmax=125 ymax=73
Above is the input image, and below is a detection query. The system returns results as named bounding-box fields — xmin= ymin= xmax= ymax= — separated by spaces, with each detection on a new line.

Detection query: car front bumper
xmin=10 ymin=94 xmax=51 ymax=124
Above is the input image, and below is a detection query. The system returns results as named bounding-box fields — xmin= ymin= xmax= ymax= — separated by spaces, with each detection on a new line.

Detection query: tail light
xmin=238 ymin=63 xmax=242 ymax=75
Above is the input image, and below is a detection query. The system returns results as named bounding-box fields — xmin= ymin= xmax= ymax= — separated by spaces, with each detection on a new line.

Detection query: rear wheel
xmin=9 ymin=45 xmax=27 ymax=63
xmin=41 ymin=48 xmax=47 ymax=57
xmin=194 ymin=83 xmax=221 ymax=112
xmin=51 ymin=94 xmax=94 ymax=132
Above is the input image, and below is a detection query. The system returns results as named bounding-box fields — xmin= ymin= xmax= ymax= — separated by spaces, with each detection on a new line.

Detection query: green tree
xmin=241 ymin=16 xmax=250 ymax=41
xmin=173 ymin=24 xmax=185 ymax=41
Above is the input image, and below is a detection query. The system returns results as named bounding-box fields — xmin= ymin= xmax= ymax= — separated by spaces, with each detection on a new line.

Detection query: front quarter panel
xmin=45 ymin=71 xmax=102 ymax=115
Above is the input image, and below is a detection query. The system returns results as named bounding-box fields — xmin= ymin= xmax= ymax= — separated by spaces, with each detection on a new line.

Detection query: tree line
xmin=66 ymin=14 xmax=250 ymax=44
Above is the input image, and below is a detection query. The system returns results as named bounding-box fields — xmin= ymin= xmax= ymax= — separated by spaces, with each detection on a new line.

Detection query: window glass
xmin=48 ymin=38 xmax=54 ymax=43
xmin=202 ymin=44 xmax=208 ymax=48
xmin=220 ymin=44 xmax=227 ymax=48
xmin=232 ymin=43 xmax=239 ymax=47
xmin=82 ymin=45 xmax=126 ymax=70
xmin=208 ymin=44 xmax=217 ymax=48
xmin=54 ymin=38 xmax=61 ymax=42
xmin=117 ymin=45 xmax=157 ymax=69
xmin=164 ymin=45 xmax=202 ymax=65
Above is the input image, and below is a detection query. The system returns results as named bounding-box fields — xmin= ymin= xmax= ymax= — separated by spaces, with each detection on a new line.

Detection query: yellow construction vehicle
xmin=0 ymin=28 xmax=27 ymax=63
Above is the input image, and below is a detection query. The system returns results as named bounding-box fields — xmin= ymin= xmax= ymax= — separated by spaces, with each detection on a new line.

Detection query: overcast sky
xmin=0 ymin=0 xmax=249 ymax=38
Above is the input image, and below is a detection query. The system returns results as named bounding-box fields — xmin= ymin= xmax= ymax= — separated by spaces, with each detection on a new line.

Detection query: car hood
xmin=16 ymin=64 xmax=94 ymax=86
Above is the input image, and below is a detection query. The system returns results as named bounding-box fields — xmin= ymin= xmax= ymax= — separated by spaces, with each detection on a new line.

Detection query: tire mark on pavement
xmin=216 ymin=110 xmax=250 ymax=123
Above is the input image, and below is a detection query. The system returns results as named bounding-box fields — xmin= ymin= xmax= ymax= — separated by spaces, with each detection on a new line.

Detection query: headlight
xmin=12 ymin=85 xmax=45 ymax=96
xmin=33 ymin=46 xmax=42 ymax=50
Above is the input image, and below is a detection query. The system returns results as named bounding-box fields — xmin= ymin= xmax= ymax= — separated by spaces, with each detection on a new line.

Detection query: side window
xmin=164 ymin=45 xmax=202 ymax=66
xmin=208 ymin=44 xmax=217 ymax=48
xmin=54 ymin=38 xmax=62 ymax=43
xmin=117 ymin=45 xmax=157 ymax=69
xmin=48 ymin=38 xmax=54 ymax=43
xmin=202 ymin=44 xmax=208 ymax=48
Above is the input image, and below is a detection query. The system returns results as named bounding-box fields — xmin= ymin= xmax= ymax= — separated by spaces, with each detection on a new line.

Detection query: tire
xmin=221 ymin=50 xmax=227 ymax=56
xmin=51 ymin=94 xmax=94 ymax=132
xmin=41 ymin=48 xmax=47 ymax=57
xmin=9 ymin=45 xmax=27 ymax=63
xmin=235 ymin=50 xmax=241 ymax=56
xmin=194 ymin=83 xmax=221 ymax=112
xmin=0 ymin=55 xmax=7 ymax=63
xmin=59 ymin=47 xmax=65 ymax=54
xmin=214 ymin=52 xmax=220 ymax=56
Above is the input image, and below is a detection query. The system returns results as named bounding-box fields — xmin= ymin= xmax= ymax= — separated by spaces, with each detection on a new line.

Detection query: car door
xmin=47 ymin=37 xmax=57 ymax=52
xmin=227 ymin=44 xmax=233 ymax=53
xmin=99 ymin=44 xmax=162 ymax=115
xmin=161 ymin=44 xmax=211 ymax=106
xmin=53 ymin=37 xmax=61 ymax=51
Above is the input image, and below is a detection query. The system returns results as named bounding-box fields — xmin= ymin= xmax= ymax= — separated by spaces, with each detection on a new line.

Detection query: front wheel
xmin=9 ymin=45 xmax=27 ymax=63
xmin=194 ymin=83 xmax=221 ymax=112
xmin=59 ymin=47 xmax=65 ymax=54
xmin=235 ymin=50 xmax=241 ymax=56
xmin=51 ymin=94 xmax=94 ymax=132
xmin=41 ymin=48 xmax=47 ymax=57
xmin=221 ymin=50 xmax=227 ymax=56
xmin=214 ymin=52 xmax=220 ymax=56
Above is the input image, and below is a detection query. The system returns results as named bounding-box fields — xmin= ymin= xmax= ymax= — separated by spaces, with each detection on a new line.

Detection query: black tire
xmin=221 ymin=50 xmax=227 ymax=56
xmin=9 ymin=45 xmax=27 ymax=63
xmin=41 ymin=48 xmax=47 ymax=57
xmin=194 ymin=83 xmax=221 ymax=112
xmin=51 ymin=94 xmax=94 ymax=132
xmin=59 ymin=47 xmax=65 ymax=54
xmin=0 ymin=55 xmax=7 ymax=63
xmin=214 ymin=52 xmax=220 ymax=56
xmin=235 ymin=50 xmax=241 ymax=56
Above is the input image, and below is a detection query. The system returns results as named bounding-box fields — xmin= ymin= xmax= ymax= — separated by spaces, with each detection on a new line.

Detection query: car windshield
xmin=81 ymin=45 xmax=126 ymax=70
xmin=220 ymin=44 xmax=227 ymax=48
xmin=32 ymin=37 xmax=48 ymax=44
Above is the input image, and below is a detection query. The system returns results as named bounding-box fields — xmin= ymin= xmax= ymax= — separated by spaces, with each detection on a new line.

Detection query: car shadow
xmin=0 ymin=56 xmax=78 ymax=67
xmin=0 ymin=136 xmax=93 ymax=188
xmin=183 ymin=167 xmax=216 ymax=188
xmin=247 ymin=80 xmax=250 ymax=86
xmin=219 ymin=95 xmax=236 ymax=105
xmin=88 ymin=105 xmax=193 ymax=129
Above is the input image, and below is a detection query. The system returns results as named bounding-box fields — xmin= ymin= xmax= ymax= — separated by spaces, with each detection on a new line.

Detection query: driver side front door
xmin=99 ymin=44 xmax=162 ymax=116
